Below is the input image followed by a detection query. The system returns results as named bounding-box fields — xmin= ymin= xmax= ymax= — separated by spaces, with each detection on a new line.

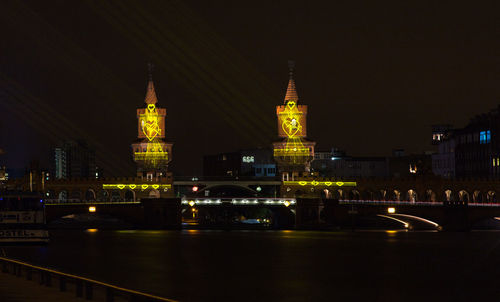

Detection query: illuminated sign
xmin=242 ymin=156 xmax=254 ymax=163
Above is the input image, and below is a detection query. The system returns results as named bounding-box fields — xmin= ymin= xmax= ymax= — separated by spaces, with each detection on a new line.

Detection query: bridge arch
xmin=321 ymin=189 xmax=332 ymax=199
xmin=110 ymin=190 xmax=121 ymax=202
xmin=444 ymin=189 xmax=453 ymax=202
xmin=473 ymin=190 xmax=483 ymax=203
xmin=458 ymin=190 xmax=470 ymax=203
xmin=58 ymin=190 xmax=68 ymax=202
xmin=349 ymin=189 xmax=360 ymax=200
xmin=333 ymin=189 xmax=343 ymax=200
xmin=85 ymin=189 xmax=96 ymax=201
xmin=97 ymin=190 xmax=109 ymax=202
xmin=361 ymin=189 xmax=375 ymax=200
xmin=378 ymin=189 xmax=388 ymax=201
xmin=425 ymin=189 xmax=436 ymax=202
xmin=69 ymin=190 xmax=82 ymax=201
xmin=148 ymin=189 xmax=160 ymax=198
xmin=392 ymin=189 xmax=401 ymax=201
xmin=487 ymin=190 xmax=497 ymax=203
xmin=124 ymin=190 xmax=135 ymax=202
xmin=406 ymin=189 xmax=418 ymax=202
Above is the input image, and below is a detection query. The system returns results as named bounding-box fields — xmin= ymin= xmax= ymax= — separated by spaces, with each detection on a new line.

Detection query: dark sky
xmin=0 ymin=0 xmax=499 ymax=176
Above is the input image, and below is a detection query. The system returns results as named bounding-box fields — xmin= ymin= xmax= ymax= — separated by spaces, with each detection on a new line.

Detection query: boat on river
xmin=0 ymin=192 xmax=49 ymax=243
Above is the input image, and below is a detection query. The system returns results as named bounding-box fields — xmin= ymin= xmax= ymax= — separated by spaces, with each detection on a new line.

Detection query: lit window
xmin=480 ymin=130 xmax=491 ymax=144
xmin=493 ymin=158 xmax=496 ymax=167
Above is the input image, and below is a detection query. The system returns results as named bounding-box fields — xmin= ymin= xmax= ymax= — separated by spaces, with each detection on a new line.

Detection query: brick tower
xmin=131 ymin=66 xmax=173 ymax=180
xmin=273 ymin=61 xmax=315 ymax=181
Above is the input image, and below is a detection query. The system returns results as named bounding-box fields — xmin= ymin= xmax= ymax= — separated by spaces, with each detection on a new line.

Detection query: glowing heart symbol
xmin=129 ymin=184 xmax=136 ymax=189
xmin=117 ymin=184 xmax=125 ymax=189
xmin=286 ymin=101 xmax=296 ymax=110
xmin=143 ymin=120 xmax=160 ymax=141
xmin=152 ymin=184 xmax=159 ymax=189
xmin=325 ymin=182 xmax=332 ymax=186
xmin=141 ymin=184 xmax=148 ymax=189
xmin=282 ymin=117 xmax=300 ymax=138
xmin=311 ymin=181 xmax=319 ymax=186
xmin=299 ymin=181 xmax=307 ymax=186
xmin=336 ymin=182 xmax=344 ymax=186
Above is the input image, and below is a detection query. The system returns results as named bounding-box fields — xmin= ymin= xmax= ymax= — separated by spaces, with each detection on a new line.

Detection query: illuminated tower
xmin=273 ymin=61 xmax=315 ymax=180
xmin=131 ymin=67 xmax=173 ymax=180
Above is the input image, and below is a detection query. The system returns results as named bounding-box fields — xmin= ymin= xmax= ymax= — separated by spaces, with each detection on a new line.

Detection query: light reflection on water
xmin=2 ymin=229 xmax=500 ymax=302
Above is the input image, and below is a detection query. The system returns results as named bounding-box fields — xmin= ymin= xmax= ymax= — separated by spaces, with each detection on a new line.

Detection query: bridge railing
xmin=0 ymin=256 xmax=177 ymax=302
xmin=339 ymin=200 xmax=500 ymax=207
xmin=181 ymin=197 xmax=296 ymax=206
xmin=45 ymin=199 xmax=140 ymax=205
xmin=339 ymin=200 xmax=443 ymax=206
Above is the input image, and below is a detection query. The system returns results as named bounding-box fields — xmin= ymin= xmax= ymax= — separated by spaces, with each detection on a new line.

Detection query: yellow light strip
xmin=283 ymin=181 xmax=357 ymax=187
xmin=134 ymin=152 xmax=168 ymax=161
xmin=0 ymin=256 xmax=178 ymax=302
xmin=273 ymin=148 xmax=310 ymax=156
xmin=102 ymin=184 xmax=171 ymax=190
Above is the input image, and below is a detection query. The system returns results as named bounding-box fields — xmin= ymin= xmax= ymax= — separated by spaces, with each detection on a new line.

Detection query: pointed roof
xmin=284 ymin=60 xmax=298 ymax=103
xmin=144 ymin=79 xmax=158 ymax=104
xmin=144 ymin=63 xmax=158 ymax=104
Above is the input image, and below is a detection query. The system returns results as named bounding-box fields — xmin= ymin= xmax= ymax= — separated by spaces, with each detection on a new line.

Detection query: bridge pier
xmin=295 ymin=198 xmax=323 ymax=229
xmin=141 ymin=198 xmax=182 ymax=229
xmin=441 ymin=204 xmax=470 ymax=231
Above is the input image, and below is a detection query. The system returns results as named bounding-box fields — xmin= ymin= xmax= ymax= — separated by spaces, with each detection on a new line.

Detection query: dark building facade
xmin=454 ymin=109 xmax=499 ymax=178
xmin=433 ymin=106 xmax=500 ymax=178
xmin=387 ymin=150 xmax=433 ymax=178
xmin=203 ymin=149 xmax=276 ymax=178
xmin=52 ymin=140 xmax=96 ymax=179
xmin=311 ymin=149 xmax=388 ymax=178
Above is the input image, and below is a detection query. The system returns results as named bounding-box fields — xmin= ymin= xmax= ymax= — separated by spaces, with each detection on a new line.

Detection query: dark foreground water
xmin=2 ymin=230 xmax=500 ymax=302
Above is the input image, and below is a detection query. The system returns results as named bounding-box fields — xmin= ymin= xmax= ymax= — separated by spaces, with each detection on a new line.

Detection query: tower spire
xmin=145 ymin=63 xmax=158 ymax=104
xmin=284 ymin=60 xmax=298 ymax=103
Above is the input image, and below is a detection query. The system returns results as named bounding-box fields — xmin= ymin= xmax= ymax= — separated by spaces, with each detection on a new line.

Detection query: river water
xmin=2 ymin=230 xmax=500 ymax=301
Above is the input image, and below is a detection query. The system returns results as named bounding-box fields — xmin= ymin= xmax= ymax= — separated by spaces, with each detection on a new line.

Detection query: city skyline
xmin=1 ymin=1 xmax=499 ymax=176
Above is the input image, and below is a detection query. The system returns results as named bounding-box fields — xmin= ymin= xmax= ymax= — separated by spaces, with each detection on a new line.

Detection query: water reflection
xmin=3 ymin=230 xmax=500 ymax=302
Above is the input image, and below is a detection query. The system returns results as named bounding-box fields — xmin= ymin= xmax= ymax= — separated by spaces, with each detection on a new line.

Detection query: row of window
xmin=134 ymin=148 xmax=167 ymax=152
xmin=456 ymin=130 xmax=492 ymax=145
xmin=255 ymin=167 xmax=276 ymax=174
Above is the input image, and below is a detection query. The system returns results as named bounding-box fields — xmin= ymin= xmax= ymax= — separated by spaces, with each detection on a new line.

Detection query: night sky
xmin=0 ymin=0 xmax=499 ymax=176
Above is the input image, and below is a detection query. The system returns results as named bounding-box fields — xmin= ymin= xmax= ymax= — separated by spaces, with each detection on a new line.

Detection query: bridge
xmin=43 ymin=196 xmax=500 ymax=231
xmin=7 ymin=174 xmax=498 ymax=230
xmin=323 ymin=200 xmax=500 ymax=231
